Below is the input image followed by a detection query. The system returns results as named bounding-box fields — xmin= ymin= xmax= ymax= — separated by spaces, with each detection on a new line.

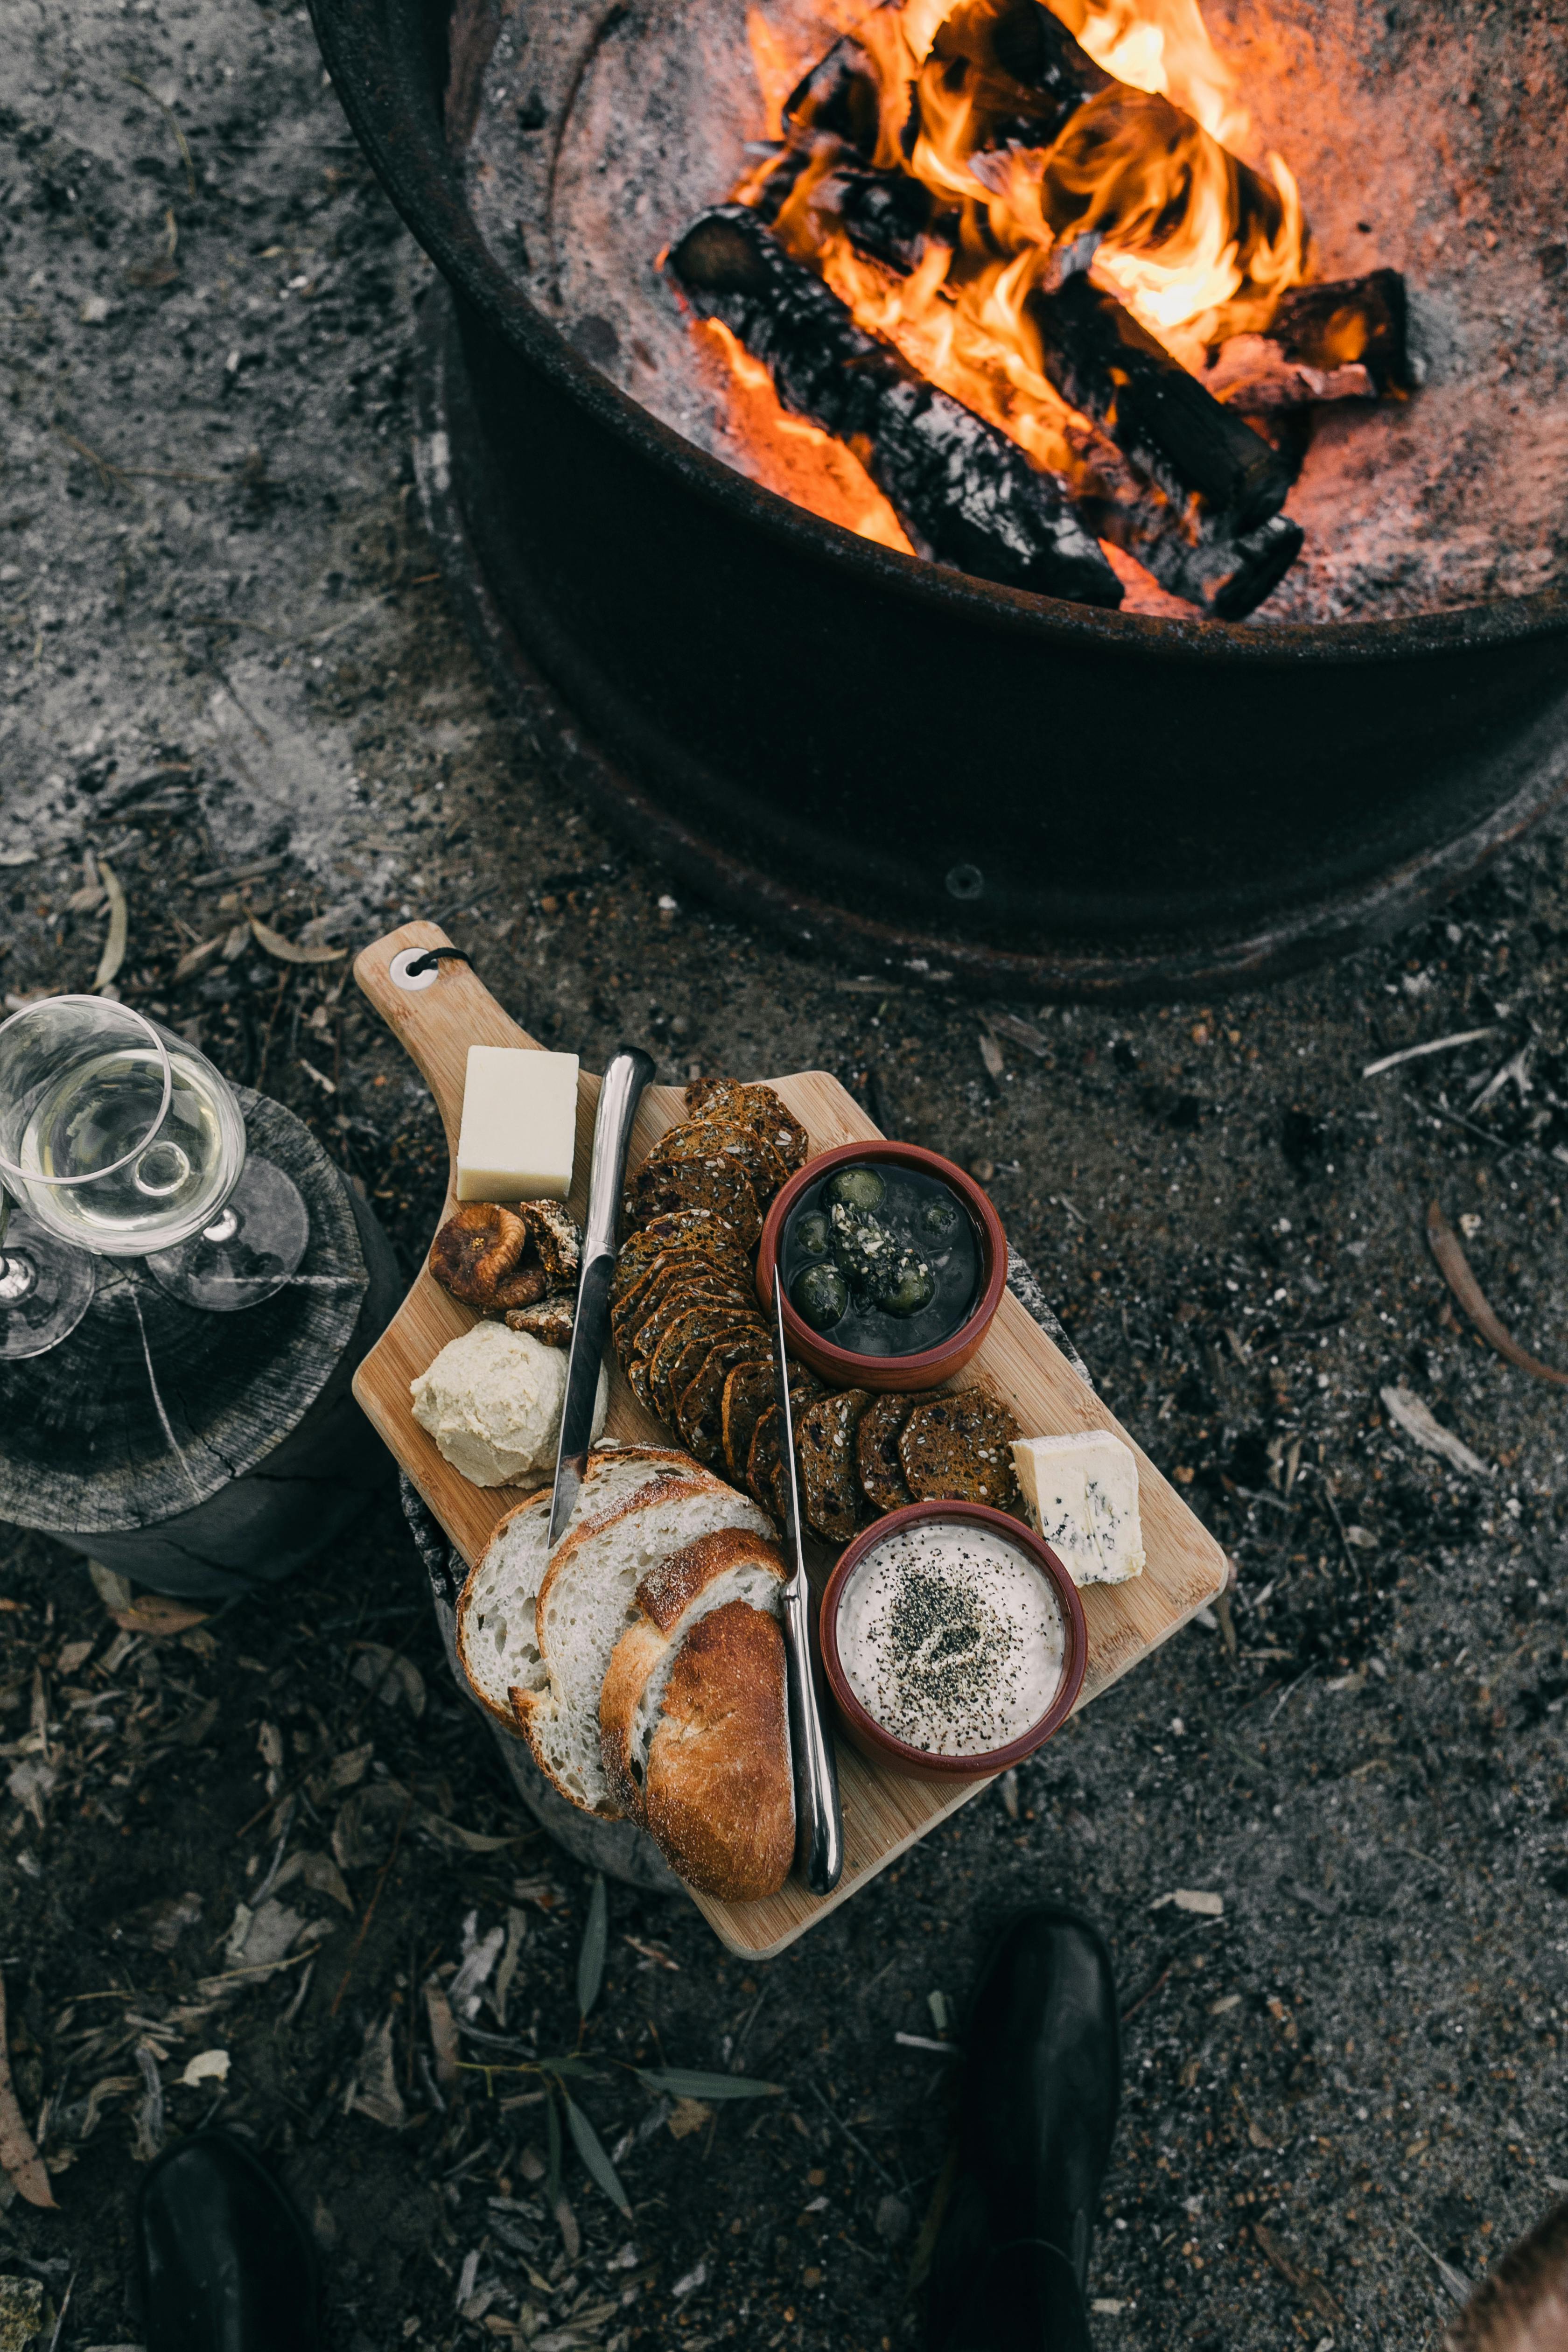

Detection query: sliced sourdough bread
xmin=599 ymin=1527 xmax=788 ymax=1816
xmin=642 ymin=1601 xmax=795 ymax=1901
xmin=456 ymin=1445 xmax=695 ymax=1728
xmin=514 ymin=1468 xmax=773 ymax=1815
xmin=454 ymin=1486 xmax=552 ymax=1727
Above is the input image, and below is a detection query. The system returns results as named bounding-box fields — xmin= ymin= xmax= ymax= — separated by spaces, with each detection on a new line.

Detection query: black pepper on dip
xmin=780 ymin=1161 xmax=980 ymax=1358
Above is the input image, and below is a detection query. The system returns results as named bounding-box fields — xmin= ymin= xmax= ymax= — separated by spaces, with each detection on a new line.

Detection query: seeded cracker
xmin=798 ymin=1388 xmax=874 ymax=1544
xmin=629 ymin=1153 xmax=763 ymax=1250
xmin=898 ymin=1392 xmax=1022 ymax=1511
xmin=855 ymin=1392 xmax=919 ymax=1512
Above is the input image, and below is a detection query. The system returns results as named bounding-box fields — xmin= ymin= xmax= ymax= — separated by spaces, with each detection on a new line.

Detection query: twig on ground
xmin=121 ymin=73 xmax=197 ymax=194
xmin=1427 ymin=1199 xmax=1568 ymax=1386
xmin=1362 ymin=1026 xmax=1497 ymax=1079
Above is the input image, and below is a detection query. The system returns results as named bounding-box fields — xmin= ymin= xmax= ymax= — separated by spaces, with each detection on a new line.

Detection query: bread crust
xmin=597 ymin=1527 xmax=788 ymax=1817
xmin=639 ymin=1526 xmax=789 ymax=1635
xmin=642 ymin=1602 xmax=795 ymax=1902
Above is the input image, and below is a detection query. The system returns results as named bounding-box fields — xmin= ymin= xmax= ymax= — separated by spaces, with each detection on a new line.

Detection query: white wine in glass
xmin=0 ymin=995 xmax=308 ymax=1353
xmin=20 ymin=1037 xmax=243 ymax=1253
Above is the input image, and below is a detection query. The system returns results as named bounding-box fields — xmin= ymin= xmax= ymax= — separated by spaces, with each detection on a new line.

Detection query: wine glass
xmin=0 ymin=995 xmax=310 ymax=1358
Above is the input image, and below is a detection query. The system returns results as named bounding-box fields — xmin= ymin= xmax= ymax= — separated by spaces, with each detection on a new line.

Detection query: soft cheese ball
xmin=411 ymin=1321 xmax=607 ymax=1487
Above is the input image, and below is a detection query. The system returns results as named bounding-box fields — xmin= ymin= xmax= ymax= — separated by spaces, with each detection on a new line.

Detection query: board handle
xmin=353 ymin=923 xmax=540 ymax=1155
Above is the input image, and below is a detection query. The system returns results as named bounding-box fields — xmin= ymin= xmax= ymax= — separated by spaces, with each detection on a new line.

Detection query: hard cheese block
xmin=455 ymin=1046 xmax=579 ymax=1203
xmin=1013 ymin=1429 xmax=1146 ymax=1586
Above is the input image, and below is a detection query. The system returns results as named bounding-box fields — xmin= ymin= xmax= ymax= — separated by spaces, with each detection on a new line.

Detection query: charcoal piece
xmin=1028 ymin=273 xmax=1294 ymax=534
xmin=782 ymin=36 xmax=881 ymax=153
xmin=833 ymin=166 xmax=954 ymax=276
xmin=1267 ymin=269 xmax=1413 ymax=396
xmin=1201 ymin=276 xmax=1414 ymax=413
xmin=667 ymin=206 xmax=1123 ymax=611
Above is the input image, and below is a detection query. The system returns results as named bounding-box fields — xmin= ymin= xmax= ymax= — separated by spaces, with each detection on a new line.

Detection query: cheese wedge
xmin=456 ymin=1046 xmax=579 ymax=1203
xmin=1012 ymin=1429 xmax=1146 ymax=1586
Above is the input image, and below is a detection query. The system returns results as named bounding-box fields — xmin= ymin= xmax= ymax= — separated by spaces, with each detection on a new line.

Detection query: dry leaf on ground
xmin=1380 ymin=1383 xmax=1490 ymax=1477
xmin=0 ymin=1975 xmax=56 ymax=2208
xmin=1427 ymin=1201 xmax=1568 ymax=1386
xmin=349 ymin=2014 xmax=405 ymax=2129
xmin=249 ymin=915 xmax=346 ymax=965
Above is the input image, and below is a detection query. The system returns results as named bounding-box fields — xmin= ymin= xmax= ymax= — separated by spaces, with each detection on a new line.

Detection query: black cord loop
xmin=404 ymin=948 xmax=475 ymax=978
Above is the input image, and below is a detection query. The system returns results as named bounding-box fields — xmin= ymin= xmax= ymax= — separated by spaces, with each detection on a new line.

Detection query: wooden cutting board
xmin=352 ymin=921 xmax=1227 ymax=1958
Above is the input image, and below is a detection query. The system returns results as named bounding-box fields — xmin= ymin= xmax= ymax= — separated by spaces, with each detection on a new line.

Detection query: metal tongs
xmin=772 ymin=1277 xmax=844 ymax=1895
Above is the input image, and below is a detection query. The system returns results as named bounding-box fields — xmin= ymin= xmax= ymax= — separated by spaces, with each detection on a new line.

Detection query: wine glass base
xmin=142 ymin=1156 xmax=310 ymax=1313
xmin=0 ymin=1211 xmax=97 ymax=1359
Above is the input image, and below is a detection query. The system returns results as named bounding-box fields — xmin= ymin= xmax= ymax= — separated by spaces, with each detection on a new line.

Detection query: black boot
xmin=137 ymin=2130 xmax=321 ymax=2352
xmin=926 ymin=1904 xmax=1121 ymax=2352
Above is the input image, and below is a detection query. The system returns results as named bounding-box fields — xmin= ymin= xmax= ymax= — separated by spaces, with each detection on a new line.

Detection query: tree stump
xmin=0 ymin=1090 xmax=402 ymax=1600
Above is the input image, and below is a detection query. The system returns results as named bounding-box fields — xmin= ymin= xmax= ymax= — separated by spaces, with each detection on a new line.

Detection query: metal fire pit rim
xmin=414 ymin=283 xmax=1568 ymax=1003
xmin=310 ymin=0 xmax=1568 ymax=668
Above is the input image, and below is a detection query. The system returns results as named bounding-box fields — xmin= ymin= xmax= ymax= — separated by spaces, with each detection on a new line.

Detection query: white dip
xmin=838 ymin=1521 xmax=1065 ymax=1756
xmin=410 ymin=1320 xmax=607 ymax=1488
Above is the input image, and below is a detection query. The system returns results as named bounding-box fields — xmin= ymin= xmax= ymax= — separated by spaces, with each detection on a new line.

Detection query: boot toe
xmin=138 ymin=2131 xmax=320 ymax=2352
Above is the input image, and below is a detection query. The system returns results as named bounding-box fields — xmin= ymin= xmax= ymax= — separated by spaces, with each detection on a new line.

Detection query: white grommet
xmin=390 ymin=947 xmax=441 ymax=993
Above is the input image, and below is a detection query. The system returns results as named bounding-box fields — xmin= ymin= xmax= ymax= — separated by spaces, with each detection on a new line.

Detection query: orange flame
xmin=726 ymin=0 xmax=1311 ymax=567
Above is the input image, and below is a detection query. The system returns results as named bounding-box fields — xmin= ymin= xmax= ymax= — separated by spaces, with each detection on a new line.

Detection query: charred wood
xmin=1267 ymin=268 xmax=1414 ymax=393
xmin=1203 ymin=270 xmax=1414 ymax=409
xmin=912 ymin=0 xmax=1112 ymax=156
xmin=667 ymin=206 xmax=1123 ymax=610
xmin=1028 ymin=273 xmax=1295 ymax=531
xmin=821 ymin=170 xmax=1300 ymax=615
xmin=782 ymin=38 xmax=881 ymax=154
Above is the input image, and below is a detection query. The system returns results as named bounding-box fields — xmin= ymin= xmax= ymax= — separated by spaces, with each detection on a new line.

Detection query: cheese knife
xmin=548 ymin=1046 xmax=656 ymax=1547
xmin=773 ymin=1275 xmax=845 ymax=1896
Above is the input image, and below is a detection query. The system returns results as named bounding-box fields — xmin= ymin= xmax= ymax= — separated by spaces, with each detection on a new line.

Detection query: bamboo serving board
xmin=352 ymin=922 xmax=1227 ymax=1958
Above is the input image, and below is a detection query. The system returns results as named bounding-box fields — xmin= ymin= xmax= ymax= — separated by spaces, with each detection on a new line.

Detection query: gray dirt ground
xmin=6 ymin=2 xmax=1568 ymax=2347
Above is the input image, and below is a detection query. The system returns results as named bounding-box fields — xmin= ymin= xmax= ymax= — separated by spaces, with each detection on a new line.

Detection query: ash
xmin=466 ymin=0 xmax=1568 ymax=621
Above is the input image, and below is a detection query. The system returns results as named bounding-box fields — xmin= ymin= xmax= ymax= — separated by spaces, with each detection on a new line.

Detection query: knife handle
xmin=784 ymin=1580 xmax=844 ymax=1896
xmin=583 ymin=1047 xmax=656 ymax=1262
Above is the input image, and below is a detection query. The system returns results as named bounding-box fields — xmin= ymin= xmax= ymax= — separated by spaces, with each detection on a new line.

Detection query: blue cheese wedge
xmin=456 ymin=1046 xmax=578 ymax=1203
xmin=1012 ymin=1430 xmax=1146 ymax=1586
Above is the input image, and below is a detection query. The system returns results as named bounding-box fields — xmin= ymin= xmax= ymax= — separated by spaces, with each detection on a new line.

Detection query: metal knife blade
xmin=548 ymin=1046 xmax=655 ymax=1547
xmin=774 ymin=1275 xmax=844 ymax=1896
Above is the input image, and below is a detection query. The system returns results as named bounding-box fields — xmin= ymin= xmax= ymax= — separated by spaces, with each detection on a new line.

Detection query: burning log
xmin=817 ymin=167 xmax=1301 ymax=616
xmin=667 ymin=206 xmax=1124 ymax=609
xmin=1028 ymin=273 xmax=1295 ymax=531
xmin=1203 ymin=269 xmax=1415 ymax=408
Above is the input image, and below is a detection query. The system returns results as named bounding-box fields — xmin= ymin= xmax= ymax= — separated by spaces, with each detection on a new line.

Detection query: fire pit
xmin=311 ymin=0 xmax=1568 ymax=995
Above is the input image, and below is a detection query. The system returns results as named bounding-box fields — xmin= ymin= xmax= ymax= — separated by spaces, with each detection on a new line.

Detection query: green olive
xmin=792 ymin=1262 xmax=848 ymax=1330
xmin=794 ymin=1209 xmax=831 ymax=1257
xmin=878 ymin=1261 xmax=936 ymax=1316
xmin=824 ymin=1163 xmax=886 ymax=1212
xmin=922 ymin=1194 xmax=961 ymax=1240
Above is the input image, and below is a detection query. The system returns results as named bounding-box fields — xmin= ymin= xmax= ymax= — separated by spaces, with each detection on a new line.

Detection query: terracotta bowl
xmin=819 ymin=1501 xmax=1088 ymax=1783
xmin=756 ymin=1141 xmax=1007 ymax=1393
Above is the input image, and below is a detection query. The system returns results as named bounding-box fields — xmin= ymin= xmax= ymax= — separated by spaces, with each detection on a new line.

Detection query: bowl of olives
xmin=757 ymin=1142 xmax=1008 ymax=1391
